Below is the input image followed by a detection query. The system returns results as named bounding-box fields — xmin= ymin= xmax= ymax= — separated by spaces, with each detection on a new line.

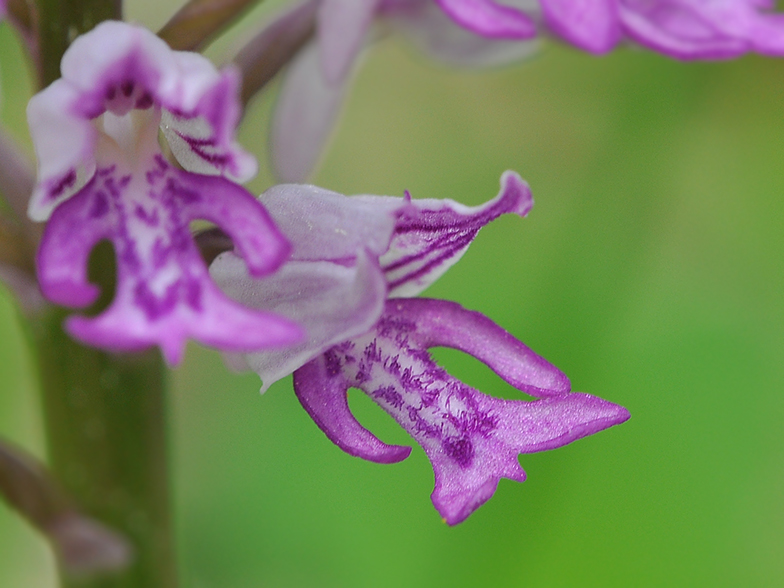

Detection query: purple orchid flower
xmin=27 ymin=21 xmax=303 ymax=364
xmin=268 ymin=0 xmax=784 ymax=182
xmin=543 ymin=0 xmax=784 ymax=57
xmin=211 ymin=171 xmax=630 ymax=524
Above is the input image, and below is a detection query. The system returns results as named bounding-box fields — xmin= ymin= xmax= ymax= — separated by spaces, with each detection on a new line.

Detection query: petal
xmin=434 ymin=0 xmax=537 ymax=39
xmin=619 ymin=0 xmax=746 ymax=59
xmin=211 ymin=250 xmax=388 ymax=391
xmin=385 ymin=297 xmax=571 ymax=395
xmin=177 ymin=169 xmax=290 ymax=277
xmin=38 ymin=157 xmax=301 ymax=365
xmin=26 ymin=82 xmax=97 ymax=221
xmin=541 ymin=0 xmax=621 ymax=53
xmin=36 ymin=174 xmax=113 ymax=307
xmin=159 ymin=63 xmax=258 ymax=182
xmin=618 ymin=0 xmax=784 ymax=59
xmin=294 ymin=298 xmax=629 ymax=524
xmin=318 ymin=0 xmax=380 ymax=83
xmin=294 ymin=351 xmax=413 ymax=462
xmin=385 ymin=0 xmax=540 ymax=67
xmin=60 ymin=21 xmax=176 ymax=117
xmin=381 ymin=170 xmax=533 ymax=297
xmin=258 ymin=183 xmax=404 ymax=261
xmin=271 ymin=42 xmax=349 ymax=182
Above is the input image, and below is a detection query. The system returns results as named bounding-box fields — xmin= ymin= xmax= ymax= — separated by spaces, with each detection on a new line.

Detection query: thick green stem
xmin=28 ymin=2 xmax=178 ymax=587
xmin=31 ymin=310 xmax=176 ymax=588
xmin=36 ymin=0 xmax=123 ymax=86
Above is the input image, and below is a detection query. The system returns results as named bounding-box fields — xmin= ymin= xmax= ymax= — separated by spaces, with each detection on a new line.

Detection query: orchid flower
xmin=543 ymin=0 xmax=784 ymax=57
xmin=211 ymin=171 xmax=630 ymax=524
xmin=267 ymin=0 xmax=784 ymax=182
xmin=27 ymin=21 xmax=303 ymax=364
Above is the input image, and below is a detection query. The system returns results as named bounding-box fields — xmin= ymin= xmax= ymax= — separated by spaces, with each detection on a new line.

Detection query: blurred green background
xmin=2 ymin=1 xmax=784 ymax=586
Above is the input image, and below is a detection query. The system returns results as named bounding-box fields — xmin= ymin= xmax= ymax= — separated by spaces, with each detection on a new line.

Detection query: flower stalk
xmin=26 ymin=2 xmax=178 ymax=586
xmin=32 ymin=308 xmax=176 ymax=588
xmin=35 ymin=0 xmax=122 ymax=86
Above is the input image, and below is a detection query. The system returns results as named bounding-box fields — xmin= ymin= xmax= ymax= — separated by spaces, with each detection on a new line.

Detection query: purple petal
xmin=385 ymin=0 xmax=541 ymax=66
xmin=381 ymin=170 xmax=533 ymax=297
xmin=294 ymin=298 xmax=629 ymax=524
xmin=619 ymin=0 xmax=747 ymax=59
xmin=541 ymin=0 xmax=621 ymax=53
xmin=271 ymin=42 xmax=348 ymax=182
xmin=385 ymin=297 xmax=571 ymax=395
xmin=258 ymin=183 xmax=404 ymax=261
xmin=178 ymin=169 xmax=291 ymax=277
xmin=211 ymin=250 xmax=388 ymax=391
xmin=294 ymin=350 xmax=413 ymax=463
xmin=318 ymin=0 xmax=380 ymax=83
xmin=619 ymin=0 xmax=784 ymax=59
xmin=434 ymin=0 xmax=537 ymax=39
xmin=38 ymin=158 xmax=301 ymax=365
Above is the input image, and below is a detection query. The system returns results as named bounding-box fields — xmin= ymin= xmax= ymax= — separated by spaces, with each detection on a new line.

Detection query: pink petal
xmin=541 ymin=0 xmax=621 ymax=53
xmin=434 ymin=0 xmax=537 ymax=38
xmin=381 ymin=170 xmax=533 ymax=297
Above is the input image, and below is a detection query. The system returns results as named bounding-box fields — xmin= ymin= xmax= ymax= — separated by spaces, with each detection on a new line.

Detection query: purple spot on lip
xmin=185 ymin=279 xmax=202 ymax=311
xmin=121 ymin=81 xmax=135 ymax=97
xmin=88 ymin=191 xmax=110 ymax=218
xmin=134 ymin=280 xmax=178 ymax=321
xmin=164 ymin=178 xmax=202 ymax=205
xmin=324 ymin=349 xmax=342 ymax=377
xmin=443 ymin=436 xmax=474 ymax=468
xmin=372 ymin=386 xmax=404 ymax=410
xmin=134 ymin=204 xmax=159 ymax=226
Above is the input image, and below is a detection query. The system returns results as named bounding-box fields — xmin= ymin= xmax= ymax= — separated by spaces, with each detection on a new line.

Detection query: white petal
xmin=271 ymin=42 xmax=349 ymax=182
xmin=318 ymin=0 xmax=380 ymax=83
xmin=211 ymin=250 xmax=387 ymax=391
xmin=26 ymin=82 xmax=96 ymax=221
xmin=259 ymin=182 xmax=403 ymax=261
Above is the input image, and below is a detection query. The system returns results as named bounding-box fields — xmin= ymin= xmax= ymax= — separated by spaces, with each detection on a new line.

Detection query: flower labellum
xmin=212 ymin=172 xmax=630 ymax=522
xmin=295 ymin=298 xmax=629 ymax=524
xmin=28 ymin=21 xmax=303 ymax=363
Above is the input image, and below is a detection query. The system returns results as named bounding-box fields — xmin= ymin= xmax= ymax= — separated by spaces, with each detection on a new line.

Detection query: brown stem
xmin=158 ymin=0 xmax=264 ymax=51
xmin=233 ymin=0 xmax=318 ymax=107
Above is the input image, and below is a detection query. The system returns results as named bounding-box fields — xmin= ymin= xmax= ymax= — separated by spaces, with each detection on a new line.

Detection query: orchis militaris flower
xmin=211 ymin=172 xmax=630 ymax=524
xmin=542 ymin=0 xmax=784 ymax=57
xmin=27 ymin=21 xmax=303 ymax=364
xmin=268 ymin=0 xmax=784 ymax=182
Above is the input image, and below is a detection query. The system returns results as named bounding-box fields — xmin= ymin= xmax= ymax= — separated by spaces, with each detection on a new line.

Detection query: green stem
xmin=36 ymin=0 xmax=123 ymax=86
xmin=30 ymin=3 xmax=177 ymax=587
xmin=31 ymin=310 xmax=176 ymax=588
